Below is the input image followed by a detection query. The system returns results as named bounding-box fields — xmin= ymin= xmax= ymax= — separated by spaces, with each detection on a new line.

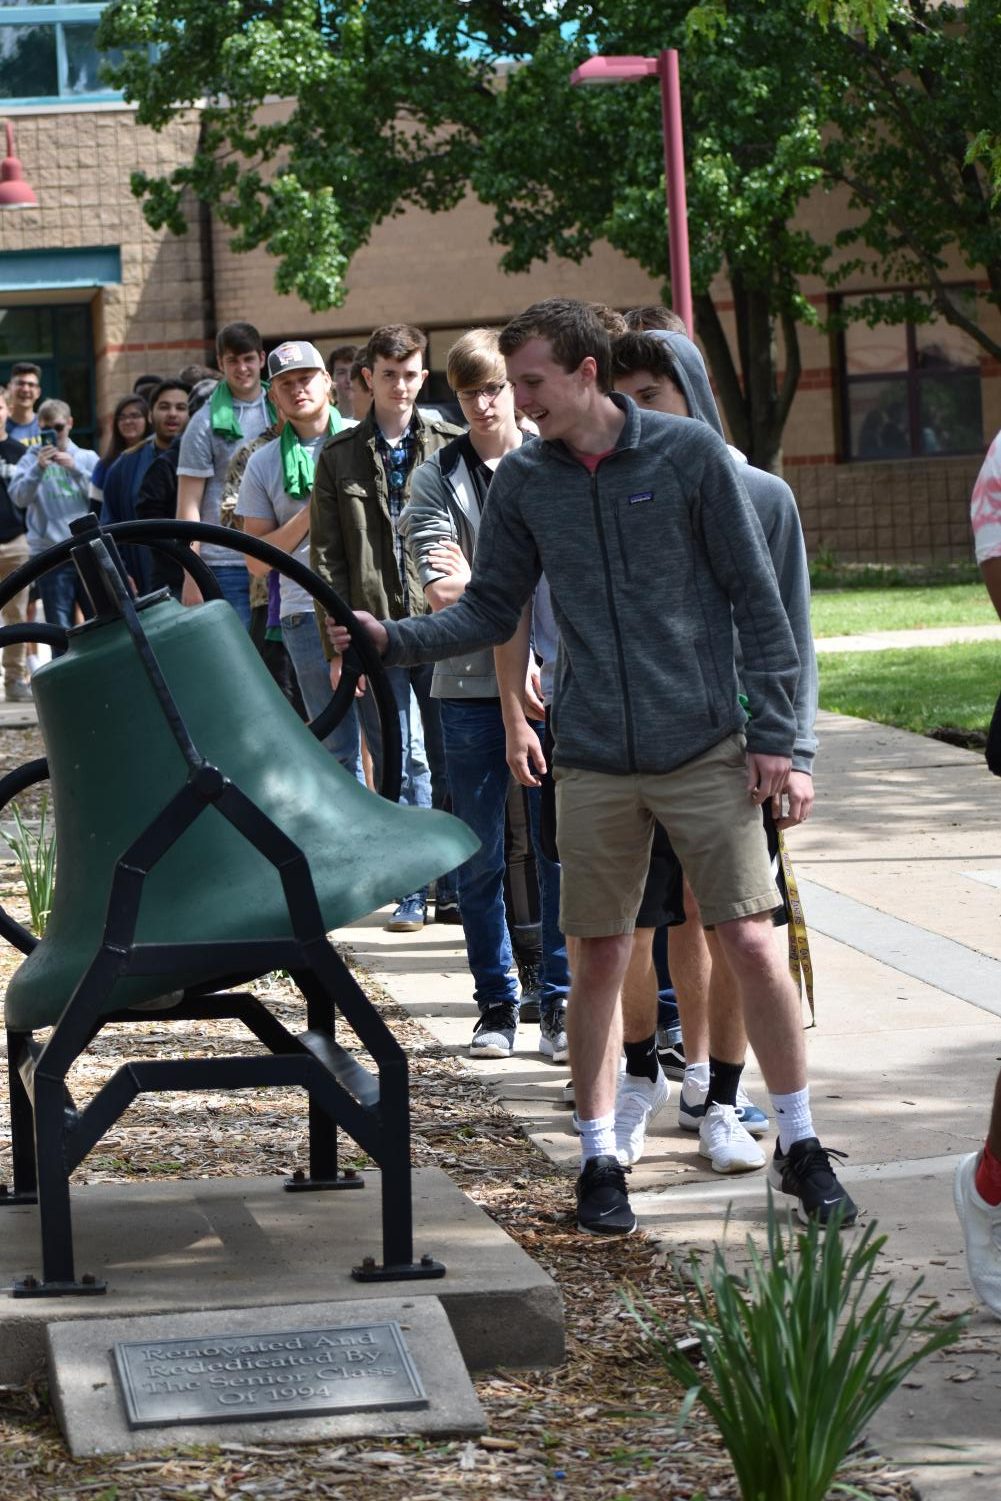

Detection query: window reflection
xmin=842 ymin=290 xmax=983 ymax=461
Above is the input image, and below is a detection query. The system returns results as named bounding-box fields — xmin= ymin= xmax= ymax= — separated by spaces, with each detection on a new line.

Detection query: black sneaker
xmin=768 ymin=1137 xmax=858 ymax=1227
xmin=657 ymin=1029 xmax=686 ymax=1080
xmin=469 ymin=1002 xmax=519 ymax=1059
xmin=435 ymin=894 xmax=462 ymax=924
xmin=576 ymin=1155 xmax=637 ymax=1237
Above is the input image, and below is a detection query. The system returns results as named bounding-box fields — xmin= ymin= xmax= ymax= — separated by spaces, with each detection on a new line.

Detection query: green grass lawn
xmin=811 ymin=583 xmax=996 ymax=638
xmin=818 ymin=640 xmax=1000 ymax=737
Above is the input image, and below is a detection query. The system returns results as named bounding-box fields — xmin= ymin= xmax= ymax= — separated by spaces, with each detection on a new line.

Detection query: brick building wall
xmin=4 ymin=104 xmax=996 ymax=563
xmin=0 ymin=107 xmax=211 ymax=442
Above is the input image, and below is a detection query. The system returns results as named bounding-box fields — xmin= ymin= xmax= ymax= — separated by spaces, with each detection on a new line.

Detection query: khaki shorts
xmin=554 ymin=734 xmax=780 ymax=936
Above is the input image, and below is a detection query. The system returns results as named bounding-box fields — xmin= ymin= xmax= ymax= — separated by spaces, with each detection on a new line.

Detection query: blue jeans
xmin=439 ymin=698 xmax=568 ymax=1014
xmin=37 ymin=561 xmax=91 ymax=652
xmin=281 ymin=612 xmax=364 ymax=783
xmin=357 ymin=663 xmax=457 ymax=903
xmin=208 ymin=564 xmax=251 ymax=629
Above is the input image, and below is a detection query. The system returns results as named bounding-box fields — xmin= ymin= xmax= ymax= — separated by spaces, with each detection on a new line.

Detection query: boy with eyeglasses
xmin=398 ymin=328 xmax=569 ymax=1059
xmin=9 ymin=397 xmax=98 ymax=640
xmin=7 ymin=363 xmax=43 ymax=446
xmin=311 ymin=323 xmax=461 ymax=932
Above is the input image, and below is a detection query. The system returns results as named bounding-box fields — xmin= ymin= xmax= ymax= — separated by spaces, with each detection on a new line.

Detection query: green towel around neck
xmin=210 ymin=379 xmax=277 ymax=442
xmin=280 ymin=410 xmax=342 ymax=497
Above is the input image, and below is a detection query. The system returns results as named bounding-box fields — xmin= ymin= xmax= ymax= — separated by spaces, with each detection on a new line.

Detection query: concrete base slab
xmin=0 ymin=1169 xmax=564 ymax=1384
xmin=47 ymin=1295 xmax=485 ymax=1458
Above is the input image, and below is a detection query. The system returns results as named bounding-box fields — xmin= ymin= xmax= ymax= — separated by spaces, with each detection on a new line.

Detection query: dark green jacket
xmin=309 ymin=407 xmax=460 ymax=650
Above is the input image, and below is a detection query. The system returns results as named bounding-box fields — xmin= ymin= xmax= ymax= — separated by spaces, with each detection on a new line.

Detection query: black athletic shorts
xmin=636 ymin=802 xmax=789 ymax=929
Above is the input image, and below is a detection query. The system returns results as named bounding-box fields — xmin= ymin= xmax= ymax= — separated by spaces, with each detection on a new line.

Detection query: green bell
xmin=4 ymin=595 xmax=478 ymax=1032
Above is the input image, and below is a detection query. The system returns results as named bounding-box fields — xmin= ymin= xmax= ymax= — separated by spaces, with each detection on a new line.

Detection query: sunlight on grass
xmin=818 ymin=641 xmax=999 ymax=734
xmin=811 ymin=584 xmax=996 ymax=638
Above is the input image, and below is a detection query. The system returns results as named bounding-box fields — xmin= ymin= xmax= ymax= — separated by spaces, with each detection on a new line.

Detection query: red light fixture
xmin=0 ymin=119 xmax=38 ymax=209
xmin=570 ymin=51 xmax=692 ymax=336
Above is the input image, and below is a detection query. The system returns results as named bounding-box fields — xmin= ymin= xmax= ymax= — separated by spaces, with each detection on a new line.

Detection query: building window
xmin=840 ymin=290 xmax=984 ymax=462
xmin=0 ymin=4 xmax=126 ymax=104
xmin=0 ymin=302 xmax=96 ymax=448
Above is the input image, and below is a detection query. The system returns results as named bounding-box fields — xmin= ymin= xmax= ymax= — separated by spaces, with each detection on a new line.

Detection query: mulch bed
xmin=0 ymin=722 xmax=919 ymax=1498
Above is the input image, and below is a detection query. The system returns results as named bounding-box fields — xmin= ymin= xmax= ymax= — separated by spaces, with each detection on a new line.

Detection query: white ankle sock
xmin=684 ymin=1061 xmax=710 ymax=1089
xmin=578 ymin=1112 xmax=616 ymax=1166
xmin=771 ymin=1087 xmax=814 ymax=1153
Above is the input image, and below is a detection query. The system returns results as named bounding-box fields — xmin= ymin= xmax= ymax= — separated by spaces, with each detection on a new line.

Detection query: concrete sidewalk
xmin=815 ymin=623 xmax=1001 ymax=653
xmin=333 ymin=708 xmax=1001 ymax=1500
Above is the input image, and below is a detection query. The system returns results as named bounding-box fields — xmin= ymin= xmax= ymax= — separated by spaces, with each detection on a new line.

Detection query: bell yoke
xmin=0 ymin=514 xmax=477 ymax=1297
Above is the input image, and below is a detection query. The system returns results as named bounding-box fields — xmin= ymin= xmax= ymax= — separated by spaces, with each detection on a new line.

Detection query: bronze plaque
xmin=114 ymin=1321 xmax=427 ymax=1428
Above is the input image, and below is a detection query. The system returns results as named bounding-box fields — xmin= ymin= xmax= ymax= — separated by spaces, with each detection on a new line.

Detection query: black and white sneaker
xmin=657 ymin=1029 xmax=686 ymax=1081
xmin=576 ymin=1155 xmax=637 ymax=1237
xmin=768 ymin=1137 xmax=858 ymax=1227
xmin=469 ymin=1002 xmax=519 ymax=1059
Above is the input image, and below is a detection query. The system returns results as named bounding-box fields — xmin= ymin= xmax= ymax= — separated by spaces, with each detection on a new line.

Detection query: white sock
xmin=684 ymin=1060 xmax=710 ymax=1090
xmin=578 ymin=1112 xmax=616 ymax=1167
xmin=771 ymin=1087 xmax=815 ymax=1153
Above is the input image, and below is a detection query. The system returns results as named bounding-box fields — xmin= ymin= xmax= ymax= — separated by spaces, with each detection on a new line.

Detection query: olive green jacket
xmin=309 ymin=407 xmax=460 ymax=655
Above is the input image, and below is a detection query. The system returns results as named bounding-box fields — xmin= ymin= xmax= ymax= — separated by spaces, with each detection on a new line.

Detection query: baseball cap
xmin=267 ymin=341 xmax=325 ymax=379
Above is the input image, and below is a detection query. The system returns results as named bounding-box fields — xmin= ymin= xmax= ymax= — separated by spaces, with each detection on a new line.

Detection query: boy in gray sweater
xmin=327 ymin=298 xmax=855 ymax=1238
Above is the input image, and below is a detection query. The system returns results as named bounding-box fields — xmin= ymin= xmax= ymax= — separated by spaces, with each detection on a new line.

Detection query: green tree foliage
xmin=97 ymin=1 xmax=1001 ymax=469
xmin=820 ymin=0 xmax=1001 ymax=362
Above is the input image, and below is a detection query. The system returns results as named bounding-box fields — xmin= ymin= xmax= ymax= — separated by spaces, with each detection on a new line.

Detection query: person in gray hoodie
xmin=327 ymin=297 xmax=854 ymax=1240
xmin=398 ymin=328 xmax=569 ymax=1064
xmin=606 ymin=326 xmax=818 ymax=1177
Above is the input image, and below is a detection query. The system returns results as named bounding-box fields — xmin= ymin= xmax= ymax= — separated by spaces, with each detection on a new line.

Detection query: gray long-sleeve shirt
xmin=10 ymin=441 xmax=99 ymax=552
xmin=384 ymin=396 xmax=799 ymax=778
xmin=660 ymin=332 xmax=818 ymax=773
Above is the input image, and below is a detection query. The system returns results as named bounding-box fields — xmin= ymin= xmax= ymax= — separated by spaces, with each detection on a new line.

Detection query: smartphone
xmin=38 ymin=428 xmax=58 ymax=445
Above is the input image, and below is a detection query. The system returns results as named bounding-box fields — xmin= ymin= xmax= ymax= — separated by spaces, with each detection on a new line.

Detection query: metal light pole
xmin=570 ymin=51 xmax=693 ymax=337
xmin=0 ymin=119 xmax=38 ymax=209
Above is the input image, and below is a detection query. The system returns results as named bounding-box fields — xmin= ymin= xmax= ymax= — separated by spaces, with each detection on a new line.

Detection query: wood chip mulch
xmin=0 ymin=731 xmax=919 ymax=1500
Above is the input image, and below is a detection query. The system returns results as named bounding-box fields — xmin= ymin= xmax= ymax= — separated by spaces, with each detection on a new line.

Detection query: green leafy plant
xmin=624 ymin=1200 xmax=963 ymax=1501
xmin=7 ymin=795 xmax=57 ymax=937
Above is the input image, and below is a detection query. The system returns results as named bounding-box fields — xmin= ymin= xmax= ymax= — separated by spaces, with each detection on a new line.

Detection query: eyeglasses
xmin=455 ymin=380 xmax=509 ymax=406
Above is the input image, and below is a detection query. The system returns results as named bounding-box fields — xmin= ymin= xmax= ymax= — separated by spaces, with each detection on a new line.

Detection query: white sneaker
xmin=679 ymin=1073 xmax=769 ymax=1137
xmin=698 ymin=1102 xmax=766 ymax=1174
xmin=614 ymin=1069 xmax=670 ymax=1166
xmin=953 ymin=1152 xmax=1001 ymax=1318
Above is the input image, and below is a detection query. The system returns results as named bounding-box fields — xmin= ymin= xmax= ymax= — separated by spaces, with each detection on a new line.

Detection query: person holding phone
xmin=9 ymin=397 xmax=98 ymax=644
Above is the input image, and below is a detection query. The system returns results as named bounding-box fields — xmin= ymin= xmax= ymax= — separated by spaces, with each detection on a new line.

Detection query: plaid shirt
xmin=375 ymin=419 xmax=418 ymax=610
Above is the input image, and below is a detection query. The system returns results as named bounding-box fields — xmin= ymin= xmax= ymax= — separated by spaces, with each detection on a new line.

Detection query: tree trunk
xmin=693 ymin=283 xmax=801 ymax=474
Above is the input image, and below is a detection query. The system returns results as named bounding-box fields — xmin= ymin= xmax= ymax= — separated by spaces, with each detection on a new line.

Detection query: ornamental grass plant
xmin=8 ymin=794 xmax=56 ymax=937
xmin=625 ymin=1199 xmax=963 ymax=1501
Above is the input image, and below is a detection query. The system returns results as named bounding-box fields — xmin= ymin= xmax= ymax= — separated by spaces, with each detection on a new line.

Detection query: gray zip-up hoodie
xmin=384 ymin=394 xmax=799 ymax=777
xmin=399 ymin=438 xmax=499 ymax=698
xmin=659 ymin=332 xmax=818 ymax=774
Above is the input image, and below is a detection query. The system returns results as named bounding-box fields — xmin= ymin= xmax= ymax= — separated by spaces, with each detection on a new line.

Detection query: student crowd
xmin=1 ymin=301 xmax=999 ymax=1314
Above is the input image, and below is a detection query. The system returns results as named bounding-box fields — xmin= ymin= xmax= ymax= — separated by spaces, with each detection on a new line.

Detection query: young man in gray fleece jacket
xmin=328 ymin=297 xmax=855 ymax=1238
xmin=604 ymin=325 xmax=818 ymax=1176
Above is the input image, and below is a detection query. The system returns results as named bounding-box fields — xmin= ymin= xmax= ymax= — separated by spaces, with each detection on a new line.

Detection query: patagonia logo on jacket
xmin=628 ymin=490 xmax=654 ymax=505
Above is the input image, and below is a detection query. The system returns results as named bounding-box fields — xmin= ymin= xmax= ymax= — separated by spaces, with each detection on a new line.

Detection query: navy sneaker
xmin=768 ymin=1137 xmax=858 ymax=1227
xmin=576 ymin=1155 xmax=636 ymax=1237
xmin=385 ymin=894 xmax=427 ymax=932
xmin=678 ymin=1074 xmax=769 ymax=1138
